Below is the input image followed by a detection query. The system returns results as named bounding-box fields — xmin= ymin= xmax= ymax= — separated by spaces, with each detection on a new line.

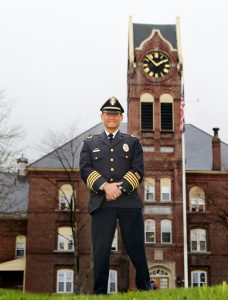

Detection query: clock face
xmin=142 ymin=51 xmax=172 ymax=78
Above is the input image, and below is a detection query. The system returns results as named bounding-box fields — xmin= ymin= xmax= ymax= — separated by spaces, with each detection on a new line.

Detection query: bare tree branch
xmin=0 ymin=91 xmax=25 ymax=171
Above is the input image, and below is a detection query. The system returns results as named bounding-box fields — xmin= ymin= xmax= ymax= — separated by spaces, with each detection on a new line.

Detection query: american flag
xmin=179 ymin=87 xmax=185 ymax=133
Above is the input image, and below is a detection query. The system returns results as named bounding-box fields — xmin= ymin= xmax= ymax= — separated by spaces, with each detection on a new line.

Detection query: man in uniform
xmin=79 ymin=97 xmax=151 ymax=294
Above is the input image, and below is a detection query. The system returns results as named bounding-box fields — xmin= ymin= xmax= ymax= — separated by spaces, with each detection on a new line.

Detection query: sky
xmin=0 ymin=0 xmax=228 ymax=163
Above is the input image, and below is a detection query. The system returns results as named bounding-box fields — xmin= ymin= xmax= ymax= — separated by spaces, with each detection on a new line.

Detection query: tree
xmin=0 ymin=91 xmax=24 ymax=171
xmin=208 ymin=182 xmax=228 ymax=229
xmin=35 ymin=125 xmax=92 ymax=294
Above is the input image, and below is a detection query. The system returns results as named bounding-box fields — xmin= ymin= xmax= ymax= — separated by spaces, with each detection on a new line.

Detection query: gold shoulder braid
xmin=86 ymin=135 xmax=93 ymax=139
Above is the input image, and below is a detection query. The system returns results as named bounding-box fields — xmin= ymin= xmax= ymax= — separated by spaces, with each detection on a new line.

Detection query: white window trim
xmin=189 ymin=187 xmax=206 ymax=212
xmin=160 ymin=178 xmax=171 ymax=202
xmin=145 ymin=219 xmax=155 ymax=243
xmin=144 ymin=178 xmax=155 ymax=202
xmin=108 ymin=270 xmax=117 ymax=293
xmin=57 ymin=269 xmax=73 ymax=293
xmin=15 ymin=235 xmax=26 ymax=257
xmin=57 ymin=227 xmax=74 ymax=251
xmin=190 ymin=229 xmax=206 ymax=252
xmin=191 ymin=270 xmax=207 ymax=287
xmin=59 ymin=184 xmax=74 ymax=211
xmin=161 ymin=220 xmax=172 ymax=244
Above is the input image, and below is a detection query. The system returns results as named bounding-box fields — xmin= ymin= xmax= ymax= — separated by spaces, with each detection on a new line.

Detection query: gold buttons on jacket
xmin=110 ymin=178 xmax=114 ymax=182
xmin=111 ymin=168 xmax=114 ymax=171
xmin=111 ymin=148 xmax=114 ymax=152
xmin=110 ymin=158 xmax=114 ymax=162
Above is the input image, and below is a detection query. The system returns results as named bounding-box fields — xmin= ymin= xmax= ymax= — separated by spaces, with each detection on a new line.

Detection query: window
xmin=145 ymin=220 xmax=155 ymax=243
xmin=111 ymin=228 xmax=118 ymax=251
xmin=191 ymin=229 xmax=206 ymax=252
xmin=191 ymin=270 xmax=207 ymax=287
xmin=108 ymin=270 xmax=117 ymax=293
xmin=58 ymin=227 xmax=74 ymax=251
xmin=160 ymin=94 xmax=173 ymax=131
xmin=140 ymin=93 xmax=154 ymax=132
xmin=57 ymin=269 xmax=73 ymax=293
xmin=144 ymin=178 xmax=155 ymax=202
xmin=161 ymin=220 xmax=172 ymax=243
xmin=160 ymin=178 xmax=171 ymax=202
xmin=189 ymin=187 xmax=205 ymax=212
xmin=15 ymin=235 xmax=26 ymax=257
xmin=59 ymin=184 xmax=74 ymax=211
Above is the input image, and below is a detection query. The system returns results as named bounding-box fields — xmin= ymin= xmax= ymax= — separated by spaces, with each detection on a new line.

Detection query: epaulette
xmin=130 ymin=133 xmax=139 ymax=138
xmin=86 ymin=134 xmax=93 ymax=139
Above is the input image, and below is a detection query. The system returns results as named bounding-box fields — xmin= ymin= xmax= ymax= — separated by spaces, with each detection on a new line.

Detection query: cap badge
xmin=123 ymin=143 xmax=129 ymax=152
xmin=110 ymin=97 xmax=116 ymax=106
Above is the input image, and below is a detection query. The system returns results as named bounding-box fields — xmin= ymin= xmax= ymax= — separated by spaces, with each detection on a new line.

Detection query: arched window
xmin=160 ymin=178 xmax=171 ymax=202
xmin=144 ymin=178 xmax=155 ymax=202
xmin=161 ymin=220 xmax=172 ymax=243
xmin=57 ymin=227 xmax=74 ymax=251
xmin=57 ymin=269 xmax=73 ymax=293
xmin=191 ymin=270 xmax=207 ymax=287
xmin=189 ymin=186 xmax=205 ymax=212
xmin=15 ymin=235 xmax=26 ymax=257
xmin=140 ymin=93 xmax=154 ymax=132
xmin=160 ymin=94 xmax=173 ymax=131
xmin=190 ymin=229 xmax=206 ymax=252
xmin=59 ymin=184 xmax=74 ymax=211
xmin=108 ymin=270 xmax=117 ymax=293
xmin=145 ymin=219 xmax=155 ymax=243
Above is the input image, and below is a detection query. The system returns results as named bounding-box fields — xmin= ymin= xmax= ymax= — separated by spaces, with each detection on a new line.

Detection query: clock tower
xmin=127 ymin=17 xmax=185 ymax=288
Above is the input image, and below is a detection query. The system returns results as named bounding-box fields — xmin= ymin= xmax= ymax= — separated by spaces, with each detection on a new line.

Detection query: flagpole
xmin=177 ymin=16 xmax=188 ymax=288
xmin=182 ymin=128 xmax=188 ymax=287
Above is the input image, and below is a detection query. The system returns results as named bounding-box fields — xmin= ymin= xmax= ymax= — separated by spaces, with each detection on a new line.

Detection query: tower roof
xmin=133 ymin=23 xmax=177 ymax=49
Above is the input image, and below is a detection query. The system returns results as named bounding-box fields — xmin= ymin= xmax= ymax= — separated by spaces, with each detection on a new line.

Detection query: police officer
xmin=80 ymin=97 xmax=151 ymax=294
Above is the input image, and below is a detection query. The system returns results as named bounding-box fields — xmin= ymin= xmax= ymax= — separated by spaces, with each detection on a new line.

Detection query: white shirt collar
xmin=105 ymin=130 xmax=118 ymax=138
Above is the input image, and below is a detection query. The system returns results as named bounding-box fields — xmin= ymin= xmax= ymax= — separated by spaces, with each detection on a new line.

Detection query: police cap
xmin=100 ymin=97 xmax=124 ymax=114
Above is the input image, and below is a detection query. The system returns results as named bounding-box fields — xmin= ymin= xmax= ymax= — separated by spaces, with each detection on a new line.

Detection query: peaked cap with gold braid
xmin=100 ymin=97 xmax=124 ymax=114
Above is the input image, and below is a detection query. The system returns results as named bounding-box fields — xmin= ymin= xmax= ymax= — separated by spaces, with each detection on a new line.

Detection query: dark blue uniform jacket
xmin=80 ymin=131 xmax=144 ymax=213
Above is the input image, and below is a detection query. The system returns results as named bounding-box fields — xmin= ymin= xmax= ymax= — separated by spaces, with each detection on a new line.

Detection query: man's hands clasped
xmin=102 ymin=182 xmax=123 ymax=201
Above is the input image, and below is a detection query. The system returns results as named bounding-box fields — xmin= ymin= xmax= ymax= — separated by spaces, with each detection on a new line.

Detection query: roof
xmin=133 ymin=23 xmax=177 ymax=49
xmin=0 ymin=172 xmax=28 ymax=213
xmin=185 ymin=124 xmax=228 ymax=171
xmin=1 ymin=123 xmax=228 ymax=215
xmin=28 ymin=123 xmax=228 ymax=171
xmin=28 ymin=123 xmax=127 ymax=169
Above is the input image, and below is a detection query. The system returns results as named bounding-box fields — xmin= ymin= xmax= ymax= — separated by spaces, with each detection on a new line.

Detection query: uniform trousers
xmin=91 ymin=207 xmax=151 ymax=294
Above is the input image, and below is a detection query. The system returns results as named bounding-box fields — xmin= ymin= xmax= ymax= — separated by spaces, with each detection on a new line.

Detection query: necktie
xmin=108 ymin=133 xmax=114 ymax=141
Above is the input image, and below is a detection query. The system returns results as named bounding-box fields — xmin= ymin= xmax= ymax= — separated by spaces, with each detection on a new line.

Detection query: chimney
xmin=212 ymin=128 xmax=221 ymax=170
xmin=17 ymin=154 xmax=28 ymax=176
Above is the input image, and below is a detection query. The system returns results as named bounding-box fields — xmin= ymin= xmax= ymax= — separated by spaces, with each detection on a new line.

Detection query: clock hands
xmin=146 ymin=56 xmax=169 ymax=67
xmin=146 ymin=56 xmax=159 ymax=67
xmin=156 ymin=59 xmax=169 ymax=66
xmin=143 ymin=52 xmax=171 ymax=78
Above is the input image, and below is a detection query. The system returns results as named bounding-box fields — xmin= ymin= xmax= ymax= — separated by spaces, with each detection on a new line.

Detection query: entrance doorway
xmin=150 ymin=267 xmax=170 ymax=289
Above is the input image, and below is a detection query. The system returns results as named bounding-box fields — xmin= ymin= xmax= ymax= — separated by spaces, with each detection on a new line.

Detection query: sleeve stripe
xmin=124 ymin=175 xmax=137 ymax=189
xmin=124 ymin=171 xmax=139 ymax=189
xmin=87 ymin=171 xmax=101 ymax=189
xmin=128 ymin=171 xmax=139 ymax=187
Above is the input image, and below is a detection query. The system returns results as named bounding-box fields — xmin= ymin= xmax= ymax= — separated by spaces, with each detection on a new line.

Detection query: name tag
xmin=93 ymin=148 xmax=100 ymax=152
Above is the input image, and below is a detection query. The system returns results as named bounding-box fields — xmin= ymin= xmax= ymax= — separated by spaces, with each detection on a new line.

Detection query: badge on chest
xmin=123 ymin=143 xmax=129 ymax=152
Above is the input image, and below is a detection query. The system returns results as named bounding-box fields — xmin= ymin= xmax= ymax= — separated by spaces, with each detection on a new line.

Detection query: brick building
xmin=0 ymin=18 xmax=227 ymax=293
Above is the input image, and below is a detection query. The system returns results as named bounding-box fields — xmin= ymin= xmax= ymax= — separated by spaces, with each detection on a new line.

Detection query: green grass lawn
xmin=0 ymin=284 xmax=227 ymax=300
